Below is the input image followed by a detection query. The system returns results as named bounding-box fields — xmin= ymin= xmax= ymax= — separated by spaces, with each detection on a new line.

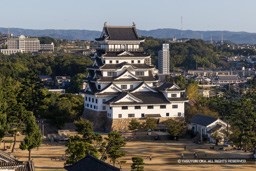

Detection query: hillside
xmin=1 ymin=27 xmax=256 ymax=44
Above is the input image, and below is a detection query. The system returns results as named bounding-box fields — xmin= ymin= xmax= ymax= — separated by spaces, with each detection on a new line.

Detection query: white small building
xmin=189 ymin=114 xmax=228 ymax=143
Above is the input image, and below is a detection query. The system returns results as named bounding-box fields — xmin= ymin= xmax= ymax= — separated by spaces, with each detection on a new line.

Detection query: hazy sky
xmin=1 ymin=0 xmax=256 ymax=32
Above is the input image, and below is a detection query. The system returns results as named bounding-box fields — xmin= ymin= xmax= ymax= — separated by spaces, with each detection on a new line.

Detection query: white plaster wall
xmin=167 ymin=92 xmax=181 ymax=98
xmin=110 ymin=103 xmax=185 ymax=119
xmin=105 ymin=59 xmax=145 ymax=64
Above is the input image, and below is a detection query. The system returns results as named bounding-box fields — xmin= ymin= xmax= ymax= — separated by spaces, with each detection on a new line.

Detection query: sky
xmin=1 ymin=0 xmax=256 ymax=33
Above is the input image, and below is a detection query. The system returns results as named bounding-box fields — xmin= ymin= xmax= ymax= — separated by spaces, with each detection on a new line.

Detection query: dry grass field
xmin=1 ymin=134 xmax=255 ymax=171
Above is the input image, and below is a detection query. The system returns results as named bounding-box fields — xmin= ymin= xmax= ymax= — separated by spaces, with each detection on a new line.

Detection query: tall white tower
xmin=158 ymin=44 xmax=170 ymax=74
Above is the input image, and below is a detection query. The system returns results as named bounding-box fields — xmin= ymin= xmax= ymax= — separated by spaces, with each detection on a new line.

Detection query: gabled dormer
xmin=131 ymin=82 xmax=157 ymax=93
xmin=115 ymin=92 xmax=143 ymax=103
xmin=97 ymin=83 xmax=122 ymax=94
xmin=114 ymin=70 xmax=140 ymax=80
xmin=158 ymin=82 xmax=185 ymax=99
xmin=118 ymin=51 xmax=134 ymax=57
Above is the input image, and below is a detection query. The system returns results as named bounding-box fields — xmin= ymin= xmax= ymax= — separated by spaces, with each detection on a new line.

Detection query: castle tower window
xmin=147 ymin=105 xmax=154 ymax=109
xmin=121 ymin=85 xmax=127 ymax=89
xmin=172 ymin=105 xmax=178 ymax=109
xmin=135 ymin=71 xmax=144 ymax=76
xmin=141 ymin=114 xmax=145 ymax=118
xmin=109 ymin=60 xmax=112 ymax=64
xmin=98 ymin=85 xmax=101 ymax=90
xmin=171 ymin=94 xmax=177 ymax=97
xmin=160 ymin=105 xmax=166 ymax=109
xmin=138 ymin=60 xmax=141 ymax=63
xmin=131 ymin=60 xmax=134 ymax=63
xmin=122 ymin=106 xmax=128 ymax=110
xmin=166 ymin=113 xmax=169 ymax=116
xmin=116 ymin=60 xmax=119 ymax=63
xmin=128 ymin=114 xmax=135 ymax=118
xmin=118 ymin=114 xmax=122 ymax=118
xmin=135 ymin=106 xmax=141 ymax=109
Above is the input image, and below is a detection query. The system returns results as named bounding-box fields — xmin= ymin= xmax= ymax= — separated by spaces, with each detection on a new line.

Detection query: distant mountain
xmin=1 ymin=27 xmax=256 ymax=44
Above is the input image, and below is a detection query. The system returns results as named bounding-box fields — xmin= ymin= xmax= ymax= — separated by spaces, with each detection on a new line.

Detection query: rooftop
xmin=95 ymin=23 xmax=144 ymax=41
xmin=64 ymin=154 xmax=120 ymax=171
xmin=189 ymin=114 xmax=218 ymax=126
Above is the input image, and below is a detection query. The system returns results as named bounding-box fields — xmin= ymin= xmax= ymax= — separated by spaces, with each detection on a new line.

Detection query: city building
xmin=7 ymin=35 xmax=40 ymax=53
xmin=40 ymin=42 xmax=54 ymax=51
xmin=188 ymin=114 xmax=228 ymax=143
xmin=83 ymin=23 xmax=188 ymax=132
xmin=158 ymin=44 xmax=170 ymax=74
xmin=0 ymin=48 xmax=23 ymax=55
xmin=55 ymin=76 xmax=71 ymax=88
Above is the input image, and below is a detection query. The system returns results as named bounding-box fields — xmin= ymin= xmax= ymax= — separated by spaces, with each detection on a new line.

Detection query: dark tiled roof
xmin=189 ymin=114 xmax=218 ymax=126
xmin=95 ymin=57 xmax=104 ymax=66
xmin=104 ymin=51 xmax=148 ymax=57
xmin=0 ymin=150 xmax=35 ymax=171
xmin=105 ymin=92 xmax=170 ymax=105
xmin=98 ymin=72 xmax=157 ymax=82
xmin=85 ymin=82 xmax=98 ymax=94
xmin=0 ymin=150 xmax=17 ymax=162
xmin=55 ymin=76 xmax=71 ymax=80
xmin=168 ymin=98 xmax=188 ymax=101
xmin=158 ymin=82 xmax=183 ymax=91
xmin=207 ymin=124 xmax=222 ymax=134
xmin=96 ymin=26 xmax=143 ymax=41
xmin=100 ymin=62 xmax=154 ymax=70
xmin=64 ymin=154 xmax=120 ymax=171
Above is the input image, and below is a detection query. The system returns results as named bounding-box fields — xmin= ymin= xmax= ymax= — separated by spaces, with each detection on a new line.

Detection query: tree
xmin=175 ymin=76 xmax=187 ymax=89
xmin=104 ymin=132 xmax=126 ymax=166
xmin=143 ymin=118 xmax=157 ymax=131
xmin=74 ymin=118 xmax=94 ymax=143
xmin=186 ymin=84 xmax=200 ymax=100
xmin=166 ymin=119 xmax=185 ymax=139
xmin=65 ymin=135 xmax=99 ymax=165
xmin=20 ymin=113 xmax=42 ymax=160
xmin=128 ymin=119 xmax=140 ymax=135
xmin=131 ymin=157 xmax=144 ymax=171
xmin=8 ymin=103 xmax=27 ymax=152
xmin=211 ymin=130 xmax=221 ymax=145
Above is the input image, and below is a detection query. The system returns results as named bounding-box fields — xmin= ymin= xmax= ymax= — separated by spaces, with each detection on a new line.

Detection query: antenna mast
xmin=210 ymin=33 xmax=213 ymax=44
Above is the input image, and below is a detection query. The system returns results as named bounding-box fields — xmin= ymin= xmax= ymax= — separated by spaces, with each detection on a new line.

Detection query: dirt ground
xmin=1 ymin=134 xmax=255 ymax=171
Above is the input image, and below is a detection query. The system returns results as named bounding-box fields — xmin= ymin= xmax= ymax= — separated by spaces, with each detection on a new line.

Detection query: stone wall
xmin=82 ymin=108 xmax=108 ymax=132
xmin=82 ymin=109 xmax=184 ymax=133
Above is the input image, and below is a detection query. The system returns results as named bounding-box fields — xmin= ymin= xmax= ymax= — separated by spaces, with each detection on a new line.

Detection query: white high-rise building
xmin=158 ymin=44 xmax=170 ymax=74
xmin=83 ymin=23 xmax=187 ymax=132
xmin=7 ymin=35 xmax=40 ymax=53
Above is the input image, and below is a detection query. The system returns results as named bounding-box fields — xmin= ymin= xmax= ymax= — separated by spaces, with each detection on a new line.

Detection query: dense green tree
xmin=143 ymin=118 xmax=157 ymax=131
xmin=74 ymin=118 xmax=94 ymax=142
xmin=128 ymin=119 xmax=141 ymax=135
xmin=166 ymin=119 xmax=185 ymax=138
xmin=131 ymin=157 xmax=144 ymax=171
xmin=7 ymin=103 xmax=27 ymax=152
xmin=104 ymin=132 xmax=126 ymax=166
xmin=174 ymin=76 xmax=187 ymax=89
xmin=68 ymin=73 xmax=87 ymax=93
xmin=65 ymin=135 xmax=99 ymax=165
xmin=20 ymin=113 xmax=42 ymax=160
